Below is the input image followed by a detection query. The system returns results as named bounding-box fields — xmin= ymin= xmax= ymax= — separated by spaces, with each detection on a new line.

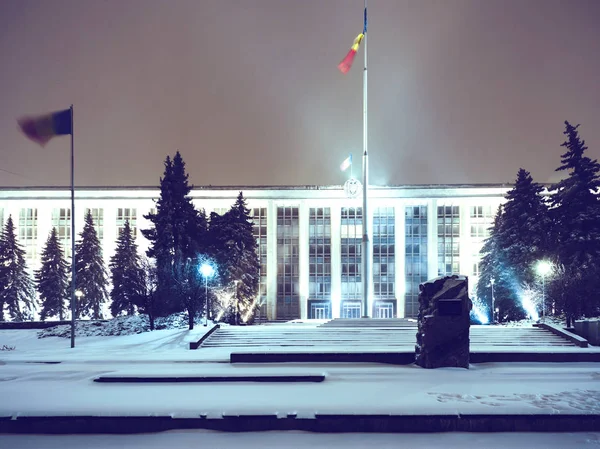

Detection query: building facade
xmin=0 ymin=184 xmax=508 ymax=320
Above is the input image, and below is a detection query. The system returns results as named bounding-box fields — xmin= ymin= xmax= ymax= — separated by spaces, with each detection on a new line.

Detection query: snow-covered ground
xmin=1 ymin=317 xmax=600 ymax=447
xmin=3 ymin=430 xmax=600 ymax=449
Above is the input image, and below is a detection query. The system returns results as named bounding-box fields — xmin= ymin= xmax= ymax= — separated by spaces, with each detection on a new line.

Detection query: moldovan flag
xmin=337 ymin=33 xmax=364 ymax=74
xmin=340 ymin=154 xmax=352 ymax=171
xmin=337 ymin=7 xmax=367 ymax=74
xmin=18 ymin=108 xmax=72 ymax=147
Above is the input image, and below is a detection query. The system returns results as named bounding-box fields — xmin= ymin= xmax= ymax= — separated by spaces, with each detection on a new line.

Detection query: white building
xmin=0 ymin=184 xmax=508 ymax=320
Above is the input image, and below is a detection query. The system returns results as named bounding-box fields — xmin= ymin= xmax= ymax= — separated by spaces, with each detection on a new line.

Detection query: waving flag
xmin=340 ymin=154 xmax=352 ymax=171
xmin=337 ymin=33 xmax=364 ymax=74
xmin=337 ymin=8 xmax=367 ymax=74
xmin=18 ymin=108 xmax=72 ymax=147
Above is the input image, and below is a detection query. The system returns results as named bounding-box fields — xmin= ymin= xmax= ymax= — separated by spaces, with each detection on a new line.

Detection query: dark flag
xmin=18 ymin=108 xmax=72 ymax=146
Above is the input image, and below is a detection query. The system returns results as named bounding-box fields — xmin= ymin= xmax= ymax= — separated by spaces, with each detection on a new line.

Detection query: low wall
xmin=0 ymin=320 xmax=107 ymax=330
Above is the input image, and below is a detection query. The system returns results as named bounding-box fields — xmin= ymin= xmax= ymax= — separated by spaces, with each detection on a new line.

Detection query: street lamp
xmin=74 ymin=290 xmax=84 ymax=320
xmin=199 ymin=263 xmax=215 ymax=327
xmin=536 ymin=260 xmax=552 ymax=322
xmin=489 ymin=278 xmax=495 ymax=324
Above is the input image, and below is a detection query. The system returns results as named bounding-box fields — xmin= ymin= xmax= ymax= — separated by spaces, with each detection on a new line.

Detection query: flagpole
xmin=361 ymin=0 xmax=369 ymax=318
xmin=70 ymin=104 xmax=76 ymax=348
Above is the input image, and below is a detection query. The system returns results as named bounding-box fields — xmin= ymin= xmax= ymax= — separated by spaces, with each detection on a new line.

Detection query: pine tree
xmin=476 ymin=207 xmax=522 ymax=322
xmin=210 ymin=192 xmax=259 ymax=324
xmin=141 ymin=151 xmax=209 ymax=326
xmin=549 ymin=121 xmax=600 ymax=323
xmin=35 ymin=228 xmax=69 ymax=321
xmin=75 ymin=210 xmax=109 ymax=319
xmin=109 ymin=220 xmax=142 ymax=317
xmin=0 ymin=216 xmax=35 ymax=321
xmin=498 ymin=169 xmax=551 ymax=280
xmin=132 ymin=256 xmax=158 ymax=330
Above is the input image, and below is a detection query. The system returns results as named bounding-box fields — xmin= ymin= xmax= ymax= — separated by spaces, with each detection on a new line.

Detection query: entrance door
xmin=342 ymin=302 xmax=362 ymax=319
xmin=376 ymin=303 xmax=394 ymax=318
xmin=314 ymin=307 xmax=326 ymax=319
xmin=309 ymin=302 xmax=331 ymax=319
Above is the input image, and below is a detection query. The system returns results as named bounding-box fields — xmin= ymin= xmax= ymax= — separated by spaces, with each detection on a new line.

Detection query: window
xmin=309 ymin=208 xmax=331 ymax=314
xmin=341 ymin=207 xmax=362 ymax=302
xmin=373 ymin=207 xmax=395 ymax=299
xmin=470 ymin=205 xmax=493 ymax=238
xmin=212 ymin=207 xmax=228 ymax=216
xmin=405 ymin=205 xmax=428 ymax=318
xmin=470 ymin=205 xmax=493 ymax=281
xmin=251 ymin=208 xmax=268 ymax=317
xmin=116 ymin=208 xmax=137 ymax=238
xmin=437 ymin=205 xmax=460 ymax=276
xmin=52 ymin=208 xmax=71 ymax=259
xmin=86 ymin=208 xmax=104 ymax=241
xmin=276 ymin=207 xmax=299 ymax=320
xmin=19 ymin=208 xmax=38 ymax=261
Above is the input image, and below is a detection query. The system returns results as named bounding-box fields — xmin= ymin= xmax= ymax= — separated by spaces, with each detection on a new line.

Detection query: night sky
xmin=1 ymin=0 xmax=599 ymax=188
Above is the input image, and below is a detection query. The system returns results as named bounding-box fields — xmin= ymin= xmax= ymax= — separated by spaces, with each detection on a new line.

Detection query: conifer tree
xmin=109 ymin=220 xmax=142 ymax=317
xmin=75 ymin=210 xmax=109 ymax=319
xmin=142 ymin=151 xmax=209 ymax=324
xmin=133 ymin=256 xmax=158 ymax=330
xmin=0 ymin=216 xmax=35 ymax=321
xmin=476 ymin=207 xmax=521 ymax=322
xmin=35 ymin=228 xmax=69 ymax=321
xmin=210 ymin=192 xmax=259 ymax=324
xmin=497 ymin=168 xmax=551 ymax=287
xmin=549 ymin=121 xmax=600 ymax=323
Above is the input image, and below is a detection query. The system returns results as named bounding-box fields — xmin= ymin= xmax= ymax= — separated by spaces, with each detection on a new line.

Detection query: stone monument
xmin=415 ymin=275 xmax=472 ymax=369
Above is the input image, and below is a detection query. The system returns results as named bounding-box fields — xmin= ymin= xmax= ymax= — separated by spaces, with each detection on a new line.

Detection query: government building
xmin=0 ymin=184 xmax=509 ymax=321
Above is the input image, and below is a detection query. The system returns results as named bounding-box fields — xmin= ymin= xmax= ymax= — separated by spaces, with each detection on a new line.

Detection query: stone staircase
xmin=199 ymin=320 xmax=578 ymax=350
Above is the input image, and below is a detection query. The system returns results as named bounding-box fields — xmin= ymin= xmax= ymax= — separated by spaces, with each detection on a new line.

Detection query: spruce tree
xmin=35 ymin=228 xmax=69 ymax=321
xmin=75 ymin=210 xmax=109 ymax=319
xmin=210 ymin=192 xmax=259 ymax=324
xmin=496 ymin=168 xmax=551 ymax=293
xmin=109 ymin=220 xmax=142 ymax=317
xmin=549 ymin=121 xmax=600 ymax=322
xmin=476 ymin=207 xmax=521 ymax=322
xmin=142 ymin=151 xmax=209 ymax=325
xmin=133 ymin=256 xmax=158 ymax=330
xmin=0 ymin=216 xmax=35 ymax=321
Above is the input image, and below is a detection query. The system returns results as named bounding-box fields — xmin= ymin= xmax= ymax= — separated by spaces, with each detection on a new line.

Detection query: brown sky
xmin=0 ymin=0 xmax=599 ymax=188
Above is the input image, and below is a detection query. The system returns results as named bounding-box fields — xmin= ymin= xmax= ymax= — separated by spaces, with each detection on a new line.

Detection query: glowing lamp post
xmin=74 ymin=290 xmax=84 ymax=320
xmin=536 ymin=260 xmax=552 ymax=322
xmin=489 ymin=278 xmax=495 ymax=323
xmin=199 ymin=263 xmax=215 ymax=327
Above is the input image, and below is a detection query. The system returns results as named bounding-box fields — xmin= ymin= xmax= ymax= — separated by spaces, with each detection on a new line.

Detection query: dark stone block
xmin=438 ymin=299 xmax=462 ymax=316
xmin=415 ymin=275 xmax=472 ymax=369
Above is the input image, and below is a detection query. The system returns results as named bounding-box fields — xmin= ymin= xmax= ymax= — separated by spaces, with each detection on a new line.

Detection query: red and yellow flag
xmin=337 ymin=33 xmax=364 ymax=74
xmin=338 ymin=7 xmax=367 ymax=74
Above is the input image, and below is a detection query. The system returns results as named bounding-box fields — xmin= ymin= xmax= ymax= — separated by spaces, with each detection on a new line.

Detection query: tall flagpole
xmin=361 ymin=0 xmax=370 ymax=318
xmin=70 ymin=104 xmax=76 ymax=348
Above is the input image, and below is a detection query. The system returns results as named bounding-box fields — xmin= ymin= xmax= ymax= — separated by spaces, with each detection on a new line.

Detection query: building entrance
xmin=341 ymin=301 xmax=362 ymax=319
xmin=375 ymin=302 xmax=394 ymax=318
xmin=309 ymin=301 xmax=331 ymax=319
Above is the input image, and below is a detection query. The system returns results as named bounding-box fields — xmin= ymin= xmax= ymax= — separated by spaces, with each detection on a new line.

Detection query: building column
xmin=266 ymin=201 xmax=278 ymax=321
xmin=395 ymin=203 xmax=405 ymax=318
xmin=330 ymin=204 xmax=341 ymax=318
xmin=366 ymin=203 xmax=373 ymax=318
xmin=427 ymin=200 xmax=438 ymax=280
xmin=459 ymin=201 xmax=470 ymax=279
xmin=298 ymin=202 xmax=309 ymax=319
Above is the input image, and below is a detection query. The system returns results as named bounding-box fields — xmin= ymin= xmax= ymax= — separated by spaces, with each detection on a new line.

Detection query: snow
xmin=1 ymin=317 xmax=600 ymax=447
xmin=2 ymin=430 xmax=600 ymax=449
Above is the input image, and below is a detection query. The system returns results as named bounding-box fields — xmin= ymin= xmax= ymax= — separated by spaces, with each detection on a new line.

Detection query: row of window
xmin=1 ymin=203 xmax=495 ymax=319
